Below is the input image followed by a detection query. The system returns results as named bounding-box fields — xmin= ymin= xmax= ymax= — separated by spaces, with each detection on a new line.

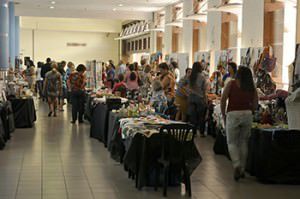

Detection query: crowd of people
xmin=19 ymin=57 xmax=258 ymax=181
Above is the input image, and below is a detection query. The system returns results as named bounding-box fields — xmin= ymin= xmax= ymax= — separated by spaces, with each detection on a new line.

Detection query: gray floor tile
xmin=0 ymin=102 xmax=299 ymax=199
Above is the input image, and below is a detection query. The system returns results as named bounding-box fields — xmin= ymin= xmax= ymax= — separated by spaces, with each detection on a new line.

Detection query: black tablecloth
xmin=10 ymin=98 xmax=36 ymax=128
xmin=90 ymin=103 xmax=108 ymax=144
xmin=123 ymin=133 xmax=202 ymax=189
xmin=247 ymin=128 xmax=300 ymax=184
xmin=214 ymin=128 xmax=300 ymax=184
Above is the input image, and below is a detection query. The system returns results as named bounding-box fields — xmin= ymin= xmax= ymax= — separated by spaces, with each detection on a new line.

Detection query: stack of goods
xmin=114 ymin=103 xmax=155 ymax=118
xmin=252 ymin=101 xmax=288 ymax=129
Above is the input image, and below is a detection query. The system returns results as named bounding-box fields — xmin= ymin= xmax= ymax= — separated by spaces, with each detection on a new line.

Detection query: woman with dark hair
xmin=112 ymin=74 xmax=127 ymax=97
xmin=188 ymin=62 xmax=209 ymax=137
xmin=223 ymin=62 xmax=238 ymax=87
xmin=158 ymin=62 xmax=175 ymax=101
xmin=67 ymin=64 xmax=87 ymax=124
xmin=175 ymin=68 xmax=192 ymax=121
xmin=221 ymin=66 xmax=258 ymax=181
xmin=125 ymin=64 xmax=139 ymax=89
xmin=36 ymin=62 xmax=44 ymax=99
xmin=171 ymin=61 xmax=180 ymax=83
xmin=126 ymin=71 xmax=139 ymax=91
xmin=57 ymin=61 xmax=67 ymax=111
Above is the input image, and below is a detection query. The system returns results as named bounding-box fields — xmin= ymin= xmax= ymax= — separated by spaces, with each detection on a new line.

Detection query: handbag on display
xmin=260 ymin=46 xmax=277 ymax=73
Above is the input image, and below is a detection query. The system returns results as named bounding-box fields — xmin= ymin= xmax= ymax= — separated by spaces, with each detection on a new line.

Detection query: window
xmin=148 ymin=37 xmax=150 ymax=49
xmin=127 ymin=42 xmax=130 ymax=51
xmin=143 ymin=38 xmax=147 ymax=50
xmin=135 ymin=40 xmax=138 ymax=51
xmin=132 ymin=41 xmax=134 ymax=51
xmin=139 ymin=40 xmax=142 ymax=50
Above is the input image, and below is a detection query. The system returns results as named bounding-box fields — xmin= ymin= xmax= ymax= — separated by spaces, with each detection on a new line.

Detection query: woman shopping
xmin=67 ymin=64 xmax=87 ymax=124
xmin=43 ymin=62 xmax=62 ymax=117
xmin=188 ymin=62 xmax=209 ymax=137
xmin=221 ymin=66 xmax=258 ymax=181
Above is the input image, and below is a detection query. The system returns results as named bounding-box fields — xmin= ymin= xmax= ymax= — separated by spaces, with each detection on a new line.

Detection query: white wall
xmin=21 ymin=29 xmax=119 ymax=66
xmin=241 ymin=0 xmax=264 ymax=48
xmin=20 ymin=17 xmax=120 ymax=65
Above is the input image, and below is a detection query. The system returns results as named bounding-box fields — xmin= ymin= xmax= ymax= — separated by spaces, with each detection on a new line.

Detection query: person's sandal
xmin=234 ymin=167 xmax=241 ymax=182
xmin=48 ymin=112 xmax=52 ymax=117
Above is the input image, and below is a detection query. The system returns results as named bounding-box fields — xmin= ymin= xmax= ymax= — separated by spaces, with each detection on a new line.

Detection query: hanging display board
xmin=86 ymin=60 xmax=102 ymax=90
xmin=240 ymin=47 xmax=264 ymax=68
xmin=168 ymin=53 xmax=189 ymax=78
xmin=195 ymin=51 xmax=210 ymax=73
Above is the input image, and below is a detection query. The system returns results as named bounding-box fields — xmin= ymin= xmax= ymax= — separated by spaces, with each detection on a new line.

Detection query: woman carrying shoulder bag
xmin=221 ymin=66 xmax=258 ymax=181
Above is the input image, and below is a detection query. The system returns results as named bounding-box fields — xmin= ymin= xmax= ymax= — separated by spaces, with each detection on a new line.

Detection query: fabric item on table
xmin=247 ymin=128 xmax=300 ymax=184
xmin=10 ymin=98 xmax=36 ymax=128
xmin=123 ymin=133 xmax=202 ymax=189
xmin=119 ymin=116 xmax=184 ymax=139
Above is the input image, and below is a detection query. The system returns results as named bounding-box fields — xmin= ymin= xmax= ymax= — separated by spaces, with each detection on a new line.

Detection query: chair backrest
xmin=159 ymin=124 xmax=196 ymax=162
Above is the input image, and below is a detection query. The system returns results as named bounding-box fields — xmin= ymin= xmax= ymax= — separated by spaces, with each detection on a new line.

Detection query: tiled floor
xmin=0 ymin=101 xmax=300 ymax=199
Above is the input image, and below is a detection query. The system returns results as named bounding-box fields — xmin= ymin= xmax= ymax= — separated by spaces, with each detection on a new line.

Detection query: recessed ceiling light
xmin=50 ymin=6 xmax=55 ymax=9
xmin=118 ymin=4 xmax=123 ymax=7
xmin=51 ymin=1 xmax=56 ymax=4
xmin=113 ymin=8 xmax=117 ymax=11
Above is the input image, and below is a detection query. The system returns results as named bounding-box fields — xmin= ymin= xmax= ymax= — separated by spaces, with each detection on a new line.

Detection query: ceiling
xmin=15 ymin=0 xmax=182 ymax=20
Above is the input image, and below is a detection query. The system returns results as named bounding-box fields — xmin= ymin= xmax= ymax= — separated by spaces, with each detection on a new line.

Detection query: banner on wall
xmin=168 ymin=53 xmax=189 ymax=78
xmin=195 ymin=51 xmax=210 ymax=73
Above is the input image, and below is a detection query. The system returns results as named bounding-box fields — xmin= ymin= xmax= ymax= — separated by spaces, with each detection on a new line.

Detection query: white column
xmin=163 ymin=5 xmax=173 ymax=56
xmin=241 ymin=0 xmax=264 ymax=48
xmin=198 ymin=23 xmax=207 ymax=51
xmin=150 ymin=30 xmax=157 ymax=53
xmin=296 ymin=0 xmax=300 ymax=43
xmin=282 ymin=2 xmax=297 ymax=89
xmin=182 ymin=0 xmax=193 ymax=67
xmin=207 ymin=0 xmax=222 ymax=75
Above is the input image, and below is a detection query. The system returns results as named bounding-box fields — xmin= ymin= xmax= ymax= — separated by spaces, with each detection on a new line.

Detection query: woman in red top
xmin=67 ymin=64 xmax=86 ymax=124
xmin=112 ymin=74 xmax=127 ymax=97
xmin=221 ymin=66 xmax=258 ymax=181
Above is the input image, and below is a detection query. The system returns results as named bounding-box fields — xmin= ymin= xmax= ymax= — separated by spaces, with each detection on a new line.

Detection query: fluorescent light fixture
xmin=112 ymin=8 xmax=117 ymax=11
xmin=115 ymin=30 xmax=150 ymax=40
xmin=49 ymin=6 xmax=55 ymax=9
xmin=165 ymin=20 xmax=183 ymax=28
xmin=183 ymin=14 xmax=207 ymax=22
xmin=118 ymin=4 xmax=123 ymax=7
xmin=149 ymin=27 xmax=165 ymax=32
xmin=51 ymin=1 xmax=56 ymax=4
xmin=207 ymin=2 xmax=242 ymax=15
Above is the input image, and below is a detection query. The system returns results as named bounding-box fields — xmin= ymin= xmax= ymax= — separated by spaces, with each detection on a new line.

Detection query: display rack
xmin=86 ymin=60 xmax=103 ymax=90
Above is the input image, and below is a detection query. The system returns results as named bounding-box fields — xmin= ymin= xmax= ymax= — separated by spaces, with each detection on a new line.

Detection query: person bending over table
xmin=221 ymin=66 xmax=258 ymax=181
xmin=188 ymin=62 xmax=209 ymax=137
xmin=67 ymin=64 xmax=87 ymax=124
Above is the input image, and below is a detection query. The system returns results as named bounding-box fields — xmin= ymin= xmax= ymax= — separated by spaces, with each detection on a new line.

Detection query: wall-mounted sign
xmin=66 ymin=43 xmax=87 ymax=47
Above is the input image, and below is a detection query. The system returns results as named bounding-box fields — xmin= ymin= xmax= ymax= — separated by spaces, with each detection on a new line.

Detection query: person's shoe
xmin=70 ymin=121 xmax=76 ymax=124
xmin=79 ymin=120 xmax=84 ymax=124
xmin=48 ymin=112 xmax=52 ymax=117
xmin=240 ymin=172 xmax=246 ymax=179
xmin=53 ymin=112 xmax=57 ymax=117
xmin=234 ymin=167 xmax=241 ymax=182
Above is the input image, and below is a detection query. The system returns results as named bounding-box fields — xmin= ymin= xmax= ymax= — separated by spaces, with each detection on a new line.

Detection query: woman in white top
xmin=171 ymin=61 xmax=180 ymax=83
xmin=36 ymin=62 xmax=44 ymax=99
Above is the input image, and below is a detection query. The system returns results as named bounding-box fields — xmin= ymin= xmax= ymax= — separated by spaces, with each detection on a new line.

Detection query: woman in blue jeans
xmin=67 ymin=64 xmax=86 ymax=124
xmin=221 ymin=66 xmax=258 ymax=181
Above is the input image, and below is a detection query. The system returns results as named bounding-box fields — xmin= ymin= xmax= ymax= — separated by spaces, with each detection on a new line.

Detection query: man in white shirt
xmin=118 ymin=60 xmax=126 ymax=75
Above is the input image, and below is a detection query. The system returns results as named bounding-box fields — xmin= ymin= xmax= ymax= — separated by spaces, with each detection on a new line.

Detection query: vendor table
xmin=214 ymin=128 xmax=300 ymax=184
xmin=90 ymin=99 xmax=123 ymax=146
xmin=90 ymin=103 xmax=108 ymax=144
xmin=10 ymin=98 xmax=36 ymax=128
xmin=123 ymin=133 xmax=202 ymax=189
xmin=247 ymin=128 xmax=300 ymax=184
